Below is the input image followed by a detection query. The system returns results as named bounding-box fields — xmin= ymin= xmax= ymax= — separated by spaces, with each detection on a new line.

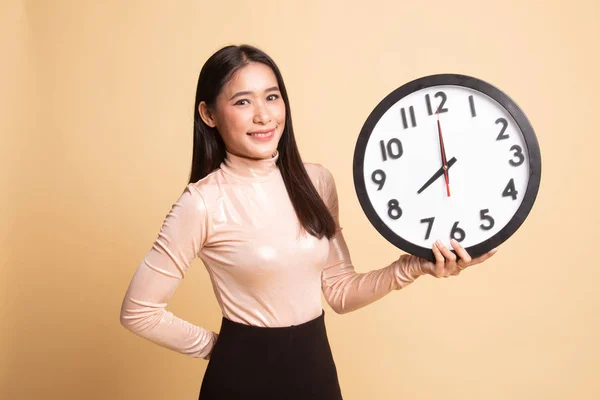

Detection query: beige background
xmin=2 ymin=0 xmax=599 ymax=399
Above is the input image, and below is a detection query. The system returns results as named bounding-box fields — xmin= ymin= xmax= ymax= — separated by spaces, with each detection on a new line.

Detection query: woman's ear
xmin=199 ymin=101 xmax=217 ymax=128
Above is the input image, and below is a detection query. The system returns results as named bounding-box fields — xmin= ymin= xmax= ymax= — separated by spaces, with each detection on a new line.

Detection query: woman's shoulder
xmin=303 ymin=162 xmax=336 ymax=197
xmin=304 ymin=162 xmax=334 ymax=182
xmin=187 ymin=168 xmax=224 ymax=202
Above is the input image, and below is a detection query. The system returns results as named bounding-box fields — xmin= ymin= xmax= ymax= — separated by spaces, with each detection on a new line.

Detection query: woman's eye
xmin=234 ymin=99 xmax=249 ymax=106
xmin=267 ymin=94 xmax=280 ymax=101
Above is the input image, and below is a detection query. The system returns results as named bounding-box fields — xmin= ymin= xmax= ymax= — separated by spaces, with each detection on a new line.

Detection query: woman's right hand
xmin=418 ymin=239 xmax=498 ymax=278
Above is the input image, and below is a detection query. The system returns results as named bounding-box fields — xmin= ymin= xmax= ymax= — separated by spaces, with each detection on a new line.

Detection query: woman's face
xmin=200 ymin=62 xmax=286 ymax=160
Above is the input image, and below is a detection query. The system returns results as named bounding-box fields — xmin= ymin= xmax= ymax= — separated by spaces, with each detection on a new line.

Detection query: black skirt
xmin=199 ymin=310 xmax=343 ymax=400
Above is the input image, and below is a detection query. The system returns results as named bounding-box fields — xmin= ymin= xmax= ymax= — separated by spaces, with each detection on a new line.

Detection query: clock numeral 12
xmin=425 ymin=92 xmax=449 ymax=115
xmin=379 ymin=138 xmax=403 ymax=161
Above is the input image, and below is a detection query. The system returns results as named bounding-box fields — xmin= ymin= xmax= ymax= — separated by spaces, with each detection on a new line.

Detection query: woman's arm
xmin=119 ymin=185 xmax=218 ymax=359
xmin=317 ymin=166 xmax=425 ymax=314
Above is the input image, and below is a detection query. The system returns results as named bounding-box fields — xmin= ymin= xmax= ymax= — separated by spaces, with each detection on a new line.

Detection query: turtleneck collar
xmin=220 ymin=150 xmax=280 ymax=181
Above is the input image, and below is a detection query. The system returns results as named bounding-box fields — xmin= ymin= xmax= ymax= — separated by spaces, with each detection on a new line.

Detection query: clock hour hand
xmin=417 ymin=157 xmax=457 ymax=195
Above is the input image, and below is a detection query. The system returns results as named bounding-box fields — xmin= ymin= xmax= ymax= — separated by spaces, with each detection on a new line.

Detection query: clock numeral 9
xmin=379 ymin=138 xmax=403 ymax=161
xmin=387 ymin=199 xmax=402 ymax=220
xmin=502 ymin=178 xmax=518 ymax=200
xmin=480 ymin=209 xmax=495 ymax=230
xmin=509 ymin=145 xmax=525 ymax=166
xmin=450 ymin=221 xmax=466 ymax=242
xmin=425 ymin=92 xmax=449 ymax=115
xmin=420 ymin=217 xmax=435 ymax=240
xmin=496 ymin=118 xmax=509 ymax=140
xmin=371 ymin=169 xmax=386 ymax=190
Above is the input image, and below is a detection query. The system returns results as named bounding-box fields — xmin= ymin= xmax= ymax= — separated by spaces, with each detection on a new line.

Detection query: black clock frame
xmin=353 ymin=74 xmax=542 ymax=262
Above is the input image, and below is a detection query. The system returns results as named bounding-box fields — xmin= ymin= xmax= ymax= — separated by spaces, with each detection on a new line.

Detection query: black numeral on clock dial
xmin=379 ymin=138 xmax=403 ymax=161
xmin=502 ymin=178 xmax=518 ymax=200
xmin=420 ymin=217 xmax=435 ymax=240
xmin=425 ymin=92 xmax=449 ymax=115
xmin=450 ymin=221 xmax=466 ymax=242
xmin=400 ymin=106 xmax=417 ymax=129
xmin=509 ymin=145 xmax=525 ymax=166
xmin=469 ymin=95 xmax=476 ymax=117
xmin=479 ymin=209 xmax=495 ymax=230
xmin=387 ymin=199 xmax=402 ymax=220
xmin=496 ymin=118 xmax=509 ymax=140
xmin=371 ymin=169 xmax=386 ymax=190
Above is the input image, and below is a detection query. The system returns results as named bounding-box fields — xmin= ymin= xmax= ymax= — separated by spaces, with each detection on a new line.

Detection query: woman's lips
xmin=247 ymin=128 xmax=275 ymax=140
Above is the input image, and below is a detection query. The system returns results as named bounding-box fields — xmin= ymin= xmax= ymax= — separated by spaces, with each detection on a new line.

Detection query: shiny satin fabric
xmin=120 ymin=151 xmax=424 ymax=359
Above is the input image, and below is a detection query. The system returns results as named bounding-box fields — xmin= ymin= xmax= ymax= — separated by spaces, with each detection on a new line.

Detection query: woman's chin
xmin=245 ymin=142 xmax=280 ymax=159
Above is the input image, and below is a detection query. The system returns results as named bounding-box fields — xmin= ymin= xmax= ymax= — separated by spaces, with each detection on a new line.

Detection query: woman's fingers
xmin=450 ymin=239 xmax=472 ymax=270
xmin=433 ymin=240 xmax=458 ymax=277
xmin=436 ymin=240 xmax=456 ymax=262
xmin=431 ymin=242 xmax=447 ymax=277
xmin=428 ymin=242 xmax=499 ymax=278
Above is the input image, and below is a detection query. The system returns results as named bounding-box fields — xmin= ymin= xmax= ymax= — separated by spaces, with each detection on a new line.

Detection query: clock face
xmin=353 ymin=74 xmax=541 ymax=261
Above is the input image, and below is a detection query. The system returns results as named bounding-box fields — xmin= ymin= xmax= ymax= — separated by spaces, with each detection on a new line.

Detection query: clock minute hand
xmin=417 ymin=157 xmax=457 ymax=195
xmin=437 ymin=113 xmax=451 ymax=197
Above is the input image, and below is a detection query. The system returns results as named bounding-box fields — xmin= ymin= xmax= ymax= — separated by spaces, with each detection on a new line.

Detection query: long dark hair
xmin=189 ymin=44 xmax=336 ymax=240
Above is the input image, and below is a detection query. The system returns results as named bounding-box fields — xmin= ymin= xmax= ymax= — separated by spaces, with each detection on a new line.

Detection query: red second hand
xmin=437 ymin=113 xmax=451 ymax=197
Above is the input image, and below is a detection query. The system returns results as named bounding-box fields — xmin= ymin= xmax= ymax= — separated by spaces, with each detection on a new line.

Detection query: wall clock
xmin=353 ymin=74 xmax=541 ymax=261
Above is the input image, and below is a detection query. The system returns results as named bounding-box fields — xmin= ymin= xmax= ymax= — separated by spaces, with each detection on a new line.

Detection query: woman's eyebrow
xmin=229 ymin=86 xmax=280 ymax=100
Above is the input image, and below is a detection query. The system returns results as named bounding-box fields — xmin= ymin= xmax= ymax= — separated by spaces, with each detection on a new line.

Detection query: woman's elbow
xmin=328 ymin=301 xmax=351 ymax=315
xmin=119 ymin=307 xmax=133 ymax=331
xmin=119 ymin=301 xmax=139 ymax=332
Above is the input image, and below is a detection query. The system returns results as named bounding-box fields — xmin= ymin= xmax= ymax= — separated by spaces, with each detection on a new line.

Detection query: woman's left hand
xmin=418 ymin=239 xmax=498 ymax=278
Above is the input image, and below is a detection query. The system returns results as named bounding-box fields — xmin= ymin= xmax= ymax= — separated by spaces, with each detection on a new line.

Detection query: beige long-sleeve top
xmin=119 ymin=151 xmax=424 ymax=359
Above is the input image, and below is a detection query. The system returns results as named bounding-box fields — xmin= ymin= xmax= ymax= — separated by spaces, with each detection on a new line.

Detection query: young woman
xmin=119 ymin=44 xmax=497 ymax=399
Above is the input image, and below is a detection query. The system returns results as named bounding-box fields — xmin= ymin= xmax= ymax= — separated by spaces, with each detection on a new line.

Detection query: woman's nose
xmin=253 ymin=102 xmax=271 ymax=124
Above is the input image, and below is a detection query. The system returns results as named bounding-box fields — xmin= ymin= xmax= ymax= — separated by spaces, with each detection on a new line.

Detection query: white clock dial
xmin=354 ymin=75 xmax=541 ymax=261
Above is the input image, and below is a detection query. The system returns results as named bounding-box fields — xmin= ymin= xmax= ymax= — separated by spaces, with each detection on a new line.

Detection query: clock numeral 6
xmin=371 ymin=169 xmax=386 ymax=190
xmin=387 ymin=199 xmax=402 ymax=220
xmin=502 ymin=178 xmax=518 ymax=200
xmin=509 ymin=145 xmax=525 ymax=167
xmin=379 ymin=138 xmax=403 ymax=161
xmin=420 ymin=217 xmax=435 ymax=240
xmin=450 ymin=221 xmax=466 ymax=242
xmin=480 ymin=209 xmax=495 ymax=231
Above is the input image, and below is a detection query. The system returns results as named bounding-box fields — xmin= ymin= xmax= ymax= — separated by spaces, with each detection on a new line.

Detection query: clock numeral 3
xmin=371 ymin=169 xmax=386 ymax=190
xmin=425 ymin=92 xmax=449 ymax=115
xmin=400 ymin=107 xmax=417 ymax=129
xmin=479 ymin=209 xmax=495 ymax=230
xmin=502 ymin=178 xmax=518 ymax=200
xmin=387 ymin=199 xmax=402 ymax=220
xmin=379 ymin=138 xmax=403 ymax=161
xmin=509 ymin=145 xmax=525 ymax=166
xmin=450 ymin=221 xmax=466 ymax=242
xmin=496 ymin=118 xmax=509 ymax=140
xmin=420 ymin=217 xmax=435 ymax=240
